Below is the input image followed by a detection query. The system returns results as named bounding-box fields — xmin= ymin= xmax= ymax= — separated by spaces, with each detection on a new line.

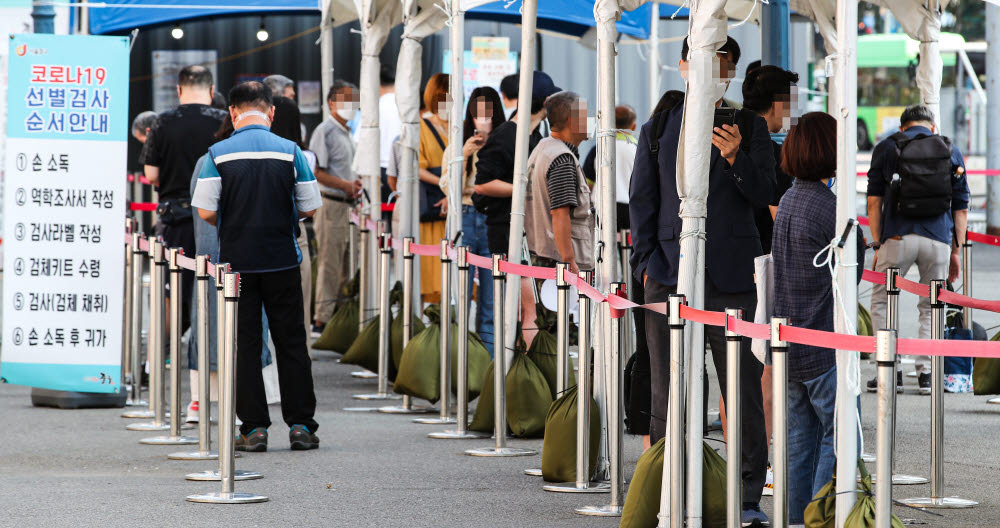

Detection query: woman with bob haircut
xmin=417 ymin=73 xmax=450 ymax=303
xmin=771 ymin=111 xmax=865 ymax=526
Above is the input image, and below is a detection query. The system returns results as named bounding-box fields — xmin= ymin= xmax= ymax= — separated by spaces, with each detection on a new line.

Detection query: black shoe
xmin=236 ymin=428 xmax=268 ymax=452
xmin=289 ymin=424 xmax=319 ymax=450
xmin=866 ymin=372 xmax=904 ymax=393
xmin=918 ymin=372 xmax=931 ymax=395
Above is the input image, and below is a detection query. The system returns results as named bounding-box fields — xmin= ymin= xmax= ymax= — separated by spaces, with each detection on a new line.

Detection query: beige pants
xmin=314 ymin=198 xmax=351 ymax=323
xmin=297 ymin=226 xmax=312 ymax=353
xmin=870 ymin=234 xmax=949 ymax=373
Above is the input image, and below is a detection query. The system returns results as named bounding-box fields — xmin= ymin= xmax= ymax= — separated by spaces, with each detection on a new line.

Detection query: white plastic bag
xmin=751 ymin=254 xmax=774 ymax=365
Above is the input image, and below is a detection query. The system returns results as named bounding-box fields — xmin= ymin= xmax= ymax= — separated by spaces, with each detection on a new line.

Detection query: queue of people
xmin=131 ymin=37 xmax=969 ymax=524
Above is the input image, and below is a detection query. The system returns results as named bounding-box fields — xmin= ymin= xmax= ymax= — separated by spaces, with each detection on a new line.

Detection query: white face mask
xmin=234 ymin=110 xmax=271 ymax=126
xmin=473 ymin=117 xmax=493 ymax=135
xmin=336 ymin=107 xmax=357 ymax=121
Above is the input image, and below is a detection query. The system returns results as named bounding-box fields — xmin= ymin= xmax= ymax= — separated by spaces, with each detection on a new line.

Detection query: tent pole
xmin=447 ymin=0 xmax=465 ymax=299
xmin=761 ymin=0 xmax=789 ymax=68
xmin=987 ymin=2 xmax=1000 ymax=234
xmin=320 ymin=10 xmax=333 ymax=112
xmin=648 ymin=1 xmax=660 ymax=117
xmin=502 ymin=0 xmax=538 ymax=374
xmin=833 ymin=0 xmax=859 ymax=522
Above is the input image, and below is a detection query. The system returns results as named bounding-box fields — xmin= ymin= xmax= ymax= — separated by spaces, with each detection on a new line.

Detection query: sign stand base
xmin=31 ymin=388 xmax=126 ymax=409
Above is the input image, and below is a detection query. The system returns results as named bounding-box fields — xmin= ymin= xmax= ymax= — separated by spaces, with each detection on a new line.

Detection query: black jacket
xmin=629 ymin=104 xmax=776 ymax=293
xmin=472 ymin=120 xmax=543 ymax=254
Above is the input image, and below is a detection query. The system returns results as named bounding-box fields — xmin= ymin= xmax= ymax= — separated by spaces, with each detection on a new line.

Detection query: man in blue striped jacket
xmin=192 ymin=81 xmax=323 ymax=452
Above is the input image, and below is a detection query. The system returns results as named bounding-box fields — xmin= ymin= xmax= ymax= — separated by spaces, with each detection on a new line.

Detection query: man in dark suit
xmin=629 ymin=37 xmax=775 ymax=525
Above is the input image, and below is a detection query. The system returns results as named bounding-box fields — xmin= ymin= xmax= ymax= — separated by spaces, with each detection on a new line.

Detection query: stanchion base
xmin=351 ymin=371 xmax=377 ymax=379
xmin=140 ymin=435 xmax=198 ymax=445
xmin=413 ymin=416 xmax=457 ymax=425
xmin=126 ymin=421 xmax=170 ymax=431
xmin=898 ymin=496 xmax=978 ymax=509
xmin=427 ymin=430 xmax=490 ymax=440
xmin=575 ymin=505 xmax=623 ymax=517
xmin=352 ymin=393 xmax=402 ymax=401
xmin=862 ymin=453 xmax=876 ymax=463
xmin=988 ymin=397 xmax=1000 ymax=405
xmin=342 ymin=406 xmax=384 ymax=412
xmin=186 ymin=491 xmax=268 ymax=504
xmin=543 ymin=481 xmax=611 ymax=494
xmin=524 ymin=468 xmax=542 ymax=476
xmin=377 ymin=405 xmax=438 ymax=414
xmin=868 ymin=474 xmax=929 ymax=485
xmin=125 ymin=398 xmax=148 ymax=407
xmin=185 ymin=469 xmax=262 ymax=482
xmin=121 ymin=409 xmax=155 ymax=419
xmin=168 ymin=450 xmax=219 ymax=461
xmin=465 ymin=446 xmax=537 ymax=457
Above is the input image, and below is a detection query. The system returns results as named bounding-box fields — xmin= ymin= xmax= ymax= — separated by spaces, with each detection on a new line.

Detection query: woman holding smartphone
xmin=439 ymin=86 xmax=506 ymax=356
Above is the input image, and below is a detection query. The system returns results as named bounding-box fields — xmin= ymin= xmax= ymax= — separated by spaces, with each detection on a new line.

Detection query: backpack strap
xmin=423 ymin=118 xmax=447 ymax=151
xmin=648 ymin=109 xmax=671 ymax=157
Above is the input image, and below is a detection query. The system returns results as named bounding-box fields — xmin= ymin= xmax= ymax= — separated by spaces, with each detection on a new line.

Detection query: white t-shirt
xmin=615 ymin=132 xmax=638 ymax=205
xmin=379 ymin=92 xmax=402 ymax=169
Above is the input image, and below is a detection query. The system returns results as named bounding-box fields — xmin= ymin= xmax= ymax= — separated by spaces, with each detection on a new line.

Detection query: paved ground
xmin=2 ymin=233 xmax=1000 ymax=527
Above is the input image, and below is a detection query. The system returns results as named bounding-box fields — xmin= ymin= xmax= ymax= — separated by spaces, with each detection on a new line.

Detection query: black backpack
xmin=889 ymin=131 xmax=954 ymax=218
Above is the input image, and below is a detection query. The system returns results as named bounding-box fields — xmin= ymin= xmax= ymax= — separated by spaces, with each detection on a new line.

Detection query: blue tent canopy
xmin=87 ymin=0 xmax=651 ymax=39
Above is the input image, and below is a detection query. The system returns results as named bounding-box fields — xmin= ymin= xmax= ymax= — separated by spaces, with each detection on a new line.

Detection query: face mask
xmin=437 ymin=109 xmax=449 ymax=122
xmin=826 ymin=177 xmax=836 ymax=189
xmin=473 ymin=117 xmax=493 ymax=135
xmin=336 ymin=107 xmax=357 ymax=121
xmin=234 ymin=110 xmax=271 ymax=126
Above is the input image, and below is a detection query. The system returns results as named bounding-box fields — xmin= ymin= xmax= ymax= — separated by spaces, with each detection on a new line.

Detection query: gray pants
xmin=870 ymin=234 xmax=948 ymax=373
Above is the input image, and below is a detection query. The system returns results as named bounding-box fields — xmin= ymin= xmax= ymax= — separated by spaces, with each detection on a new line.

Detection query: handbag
xmin=419 ymin=118 xmax=448 ymax=221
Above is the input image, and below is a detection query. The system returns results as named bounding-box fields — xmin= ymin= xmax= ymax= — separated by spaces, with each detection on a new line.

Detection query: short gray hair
xmin=327 ymin=79 xmax=358 ymax=101
xmin=544 ymin=91 xmax=581 ymax=132
xmin=900 ymin=104 xmax=935 ymax=127
xmin=263 ymin=74 xmax=294 ymax=95
xmin=131 ymin=111 xmax=158 ymax=134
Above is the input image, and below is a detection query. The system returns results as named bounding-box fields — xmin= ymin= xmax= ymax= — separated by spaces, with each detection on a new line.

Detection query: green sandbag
xmin=844 ymin=473 xmax=906 ymax=528
xmin=803 ymin=472 xmax=837 ymax=527
xmin=540 ymin=385 xmax=599 ymax=483
xmin=390 ymin=313 xmax=426 ymax=371
xmin=340 ymin=314 xmax=383 ymax=375
xmin=456 ymin=331 xmax=491 ymax=401
xmin=394 ymin=315 xmax=443 ymax=402
xmin=805 ymin=460 xmax=904 ymax=528
xmin=857 ymin=303 xmax=873 ymax=337
xmin=973 ymin=330 xmax=1000 ymax=395
xmin=312 ymin=297 xmax=359 ymax=351
xmin=620 ymin=438 xmax=728 ymax=528
xmin=506 ymin=353 xmax=553 ymax=438
xmin=469 ymin=361 xmax=495 ymax=432
xmin=527 ymin=330 xmax=577 ymax=400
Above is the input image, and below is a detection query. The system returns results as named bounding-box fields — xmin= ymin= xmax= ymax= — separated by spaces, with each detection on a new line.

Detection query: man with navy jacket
xmin=629 ymin=37 xmax=775 ymax=525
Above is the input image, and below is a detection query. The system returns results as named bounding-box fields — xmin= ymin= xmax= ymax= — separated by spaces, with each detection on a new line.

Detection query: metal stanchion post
xmin=878 ymin=268 xmax=927 ymax=485
xmin=962 ymin=242 xmax=972 ymax=331
xmin=350 ymin=233 xmax=402 ymax=404
xmin=544 ymin=271 xmax=609 ymax=493
xmin=619 ymin=230 xmax=633 ymax=361
xmin=187 ymin=272 xmax=267 ymax=503
xmin=466 ymin=255 xmax=536 ymax=457
xmin=430 ymin=246 xmax=489 ymax=439
xmin=555 ymin=262 xmax=570 ymax=393
xmin=875 ymin=329 xmax=897 ymax=527
xmin=170 ymin=256 xmax=218 ymax=460
xmin=143 ymin=248 xmax=197 ymax=444
xmin=900 ymin=280 xmax=977 ymax=508
xmin=725 ymin=308 xmax=742 ymax=528
xmin=415 ymin=240 xmax=457 ymax=425
xmin=657 ymin=294 xmax=687 ymax=528
xmin=577 ymin=282 xmax=626 ymax=517
xmin=771 ymin=317 xmax=789 ymax=528
xmin=350 ymin=213 xmax=377 ymax=380
xmin=348 ymin=208 xmax=357 ymax=275
xmin=128 ymin=239 xmax=170 ymax=431
xmin=123 ymin=219 xmax=135 ymax=400
xmin=379 ymin=238 xmax=436 ymax=415
xmin=124 ymin=231 xmax=148 ymax=410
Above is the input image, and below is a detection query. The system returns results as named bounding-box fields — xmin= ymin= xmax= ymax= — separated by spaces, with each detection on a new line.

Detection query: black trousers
xmin=644 ymin=276 xmax=767 ymax=503
xmin=236 ymin=267 xmax=318 ymax=435
xmin=156 ymin=217 xmax=195 ymax=333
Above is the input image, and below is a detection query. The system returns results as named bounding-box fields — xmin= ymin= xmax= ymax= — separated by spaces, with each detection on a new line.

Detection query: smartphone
xmin=713 ymin=107 xmax=737 ymax=130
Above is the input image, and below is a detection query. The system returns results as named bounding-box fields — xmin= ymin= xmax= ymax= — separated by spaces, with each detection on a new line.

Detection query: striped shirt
xmin=546 ymin=141 xmax=580 ymax=210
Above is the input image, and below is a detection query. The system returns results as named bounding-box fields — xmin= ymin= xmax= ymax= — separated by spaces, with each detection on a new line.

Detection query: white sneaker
xmin=762 ymin=464 xmax=774 ymax=496
xmin=185 ymin=401 xmax=199 ymax=423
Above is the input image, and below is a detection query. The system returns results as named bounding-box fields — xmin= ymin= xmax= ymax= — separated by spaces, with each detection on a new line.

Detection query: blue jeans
xmin=462 ymin=206 xmax=494 ymax=357
xmin=788 ymin=365 xmax=838 ymax=524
